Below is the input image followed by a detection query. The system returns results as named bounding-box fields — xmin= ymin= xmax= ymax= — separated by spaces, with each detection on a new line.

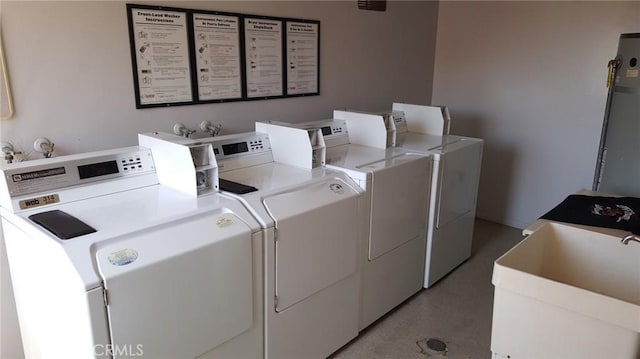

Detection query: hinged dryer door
xmin=96 ymin=211 xmax=253 ymax=359
xmin=367 ymin=154 xmax=431 ymax=260
xmin=264 ymin=177 xmax=359 ymax=312
xmin=436 ymin=141 xmax=483 ymax=228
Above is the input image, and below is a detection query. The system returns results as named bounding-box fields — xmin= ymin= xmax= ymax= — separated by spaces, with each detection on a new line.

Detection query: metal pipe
xmin=593 ymin=55 xmax=622 ymax=191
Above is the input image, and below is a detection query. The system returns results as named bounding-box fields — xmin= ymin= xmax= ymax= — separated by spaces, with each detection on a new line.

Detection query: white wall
xmin=432 ymin=1 xmax=640 ymax=229
xmin=0 ymin=1 xmax=439 ymax=357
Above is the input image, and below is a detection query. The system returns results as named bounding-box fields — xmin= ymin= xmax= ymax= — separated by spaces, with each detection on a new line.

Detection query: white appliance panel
xmin=393 ymin=128 xmax=483 ymax=289
xmin=426 ymin=212 xmax=475 ymax=287
xmin=436 ymin=141 xmax=483 ymax=228
xmin=264 ymin=178 xmax=359 ymax=312
xmin=392 ymin=102 xmax=445 ymax=136
xmin=1 ymin=217 xmax=110 ymax=358
xmin=369 ymin=154 xmax=431 ymax=260
xmin=96 ymin=212 xmax=253 ymax=359
xmin=359 ymin=232 xmax=426 ymax=329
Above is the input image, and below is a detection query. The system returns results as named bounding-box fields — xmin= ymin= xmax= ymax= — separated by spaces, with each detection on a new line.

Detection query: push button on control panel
xmin=121 ymin=157 xmax=144 ymax=172
xmin=249 ymin=139 xmax=264 ymax=151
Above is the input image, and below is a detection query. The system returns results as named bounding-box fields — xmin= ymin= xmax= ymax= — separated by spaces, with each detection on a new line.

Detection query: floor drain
xmin=417 ymin=337 xmax=448 ymax=356
xmin=426 ymin=339 xmax=447 ymax=352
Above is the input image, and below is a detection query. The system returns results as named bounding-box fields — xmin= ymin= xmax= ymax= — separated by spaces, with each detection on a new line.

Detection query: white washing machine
xmin=257 ymin=119 xmax=432 ymax=330
xmin=140 ymin=131 xmax=364 ymax=359
xmin=0 ymin=147 xmax=264 ymax=358
xmin=392 ymin=102 xmax=484 ymax=288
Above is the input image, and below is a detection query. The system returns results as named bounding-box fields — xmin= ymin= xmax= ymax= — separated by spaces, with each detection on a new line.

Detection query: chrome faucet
xmin=621 ymin=234 xmax=640 ymax=245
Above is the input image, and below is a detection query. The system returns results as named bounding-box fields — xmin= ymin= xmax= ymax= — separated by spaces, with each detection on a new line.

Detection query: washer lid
xmin=95 ymin=210 xmax=253 ymax=358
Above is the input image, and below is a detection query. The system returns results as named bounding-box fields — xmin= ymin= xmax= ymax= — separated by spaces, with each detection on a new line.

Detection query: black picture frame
xmin=127 ymin=4 xmax=195 ymax=108
xmin=126 ymin=4 xmax=320 ymax=108
xmin=284 ymin=18 xmax=320 ymax=97
xmin=191 ymin=10 xmax=246 ymax=103
xmin=243 ymin=16 xmax=286 ymax=100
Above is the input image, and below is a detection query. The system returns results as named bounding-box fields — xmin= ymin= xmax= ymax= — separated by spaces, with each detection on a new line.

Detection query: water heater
xmin=593 ymin=33 xmax=640 ymax=196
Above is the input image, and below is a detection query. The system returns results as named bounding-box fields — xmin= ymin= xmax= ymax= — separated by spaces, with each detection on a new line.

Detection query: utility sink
xmin=491 ymin=222 xmax=640 ymax=359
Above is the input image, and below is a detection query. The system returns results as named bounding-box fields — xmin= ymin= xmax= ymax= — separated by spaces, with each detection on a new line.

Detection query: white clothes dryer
xmin=140 ymin=131 xmax=364 ymax=359
xmin=392 ymin=103 xmax=484 ymax=288
xmin=258 ymin=120 xmax=432 ymax=330
xmin=0 ymin=147 xmax=264 ymax=359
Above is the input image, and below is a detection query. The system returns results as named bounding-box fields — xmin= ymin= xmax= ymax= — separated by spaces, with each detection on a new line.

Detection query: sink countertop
xmin=523 ymin=189 xmax=632 ymax=237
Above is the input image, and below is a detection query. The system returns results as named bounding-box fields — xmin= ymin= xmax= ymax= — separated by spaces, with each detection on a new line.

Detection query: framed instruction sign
xmin=127 ymin=4 xmax=321 ymax=108
xmin=244 ymin=17 xmax=284 ymax=98
xmin=285 ymin=20 xmax=319 ymax=96
xmin=127 ymin=4 xmax=194 ymax=107
xmin=192 ymin=12 xmax=243 ymax=102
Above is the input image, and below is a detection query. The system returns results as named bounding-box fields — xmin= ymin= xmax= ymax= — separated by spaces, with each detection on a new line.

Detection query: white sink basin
xmin=491 ymin=222 xmax=640 ymax=358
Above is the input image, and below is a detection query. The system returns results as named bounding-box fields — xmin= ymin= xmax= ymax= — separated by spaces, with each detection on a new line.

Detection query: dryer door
xmin=436 ymin=141 xmax=483 ymax=228
xmin=366 ymin=154 xmax=431 ymax=260
xmin=95 ymin=211 xmax=253 ymax=359
xmin=264 ymin=177 xmax=359 ymax=312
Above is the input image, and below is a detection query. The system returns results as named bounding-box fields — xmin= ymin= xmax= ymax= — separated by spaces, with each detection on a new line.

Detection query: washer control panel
xmin=320 ymin=123 xmax=346 ymax=138
xmin=207 ymin=133 xmax=271 ymax=160
xmin=2 ymin=148 xmax=155 ymax=197
xmin=390 ymin=111 xmax=408 ymax=134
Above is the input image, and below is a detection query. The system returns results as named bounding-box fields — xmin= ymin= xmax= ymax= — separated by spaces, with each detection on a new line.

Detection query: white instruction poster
xmin=286 ymin=21 xmax=319 ymax=95
xmin=130 ymin=8 xmax=193 ymax=105
xmin=244 ymin=18 xmax=283 ymax=98
xmin=193 ymin=13 xmax=242 ymax=101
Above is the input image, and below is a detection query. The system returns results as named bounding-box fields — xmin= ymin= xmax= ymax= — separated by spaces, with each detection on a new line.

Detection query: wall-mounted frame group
xmin=127 ymin=4 xmax=320 ymax=109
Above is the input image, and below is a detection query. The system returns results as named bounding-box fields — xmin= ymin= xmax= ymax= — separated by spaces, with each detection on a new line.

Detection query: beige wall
xmin=0 ymin=0 xmax=438 ymax=155
xmin=0 ymin=1 xmax=439 ymax=357
xmin=7 ymin=1 xmax=639 ymax=356
xmin=432 ymin=1 xmax=640 ymax=229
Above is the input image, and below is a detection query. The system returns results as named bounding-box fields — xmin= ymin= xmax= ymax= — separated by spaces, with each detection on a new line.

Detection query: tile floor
xmin=330 ymin=219 xmax=523 ymax=359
